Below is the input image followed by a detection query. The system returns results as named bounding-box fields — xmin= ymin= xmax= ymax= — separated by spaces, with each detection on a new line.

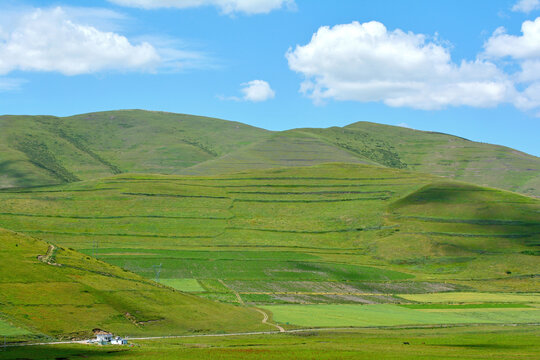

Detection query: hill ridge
xmin=1 ymin=109 xmax=538 ymax=197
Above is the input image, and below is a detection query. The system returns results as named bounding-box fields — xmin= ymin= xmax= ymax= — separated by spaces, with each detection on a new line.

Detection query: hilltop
xmin=1 ymin=110 xmax=538 ymax=197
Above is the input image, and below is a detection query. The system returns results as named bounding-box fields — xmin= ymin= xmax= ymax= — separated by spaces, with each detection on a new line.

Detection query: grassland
xmin=0 ymin=161 xmax=537 ymax=351
xmin=1 ymin=326 xmax=539 ymax=359
xmin=0 ymin=163 xmax=537 ymax=336
xmin=0 ymin=110 xmax=269 ymax=188
xmin=263 ymin=303 xmax=540 ymax=327
xmin=0 ymin=228 xmax=269 ymax=341
xmin=1 ymin=110 xmax=538 ymax=197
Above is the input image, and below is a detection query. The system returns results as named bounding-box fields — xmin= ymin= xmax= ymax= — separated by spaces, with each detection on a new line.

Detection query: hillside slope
xmin=303 ymin=123 xmax=540 ymax=197
xmin=1 ymin=110 xmax=539 ymax=196
xmin=0 ymin=110 xmax=270 ymax=188
xmin=0 ymin=228 xmax=268 ymax=341
xmin=0 ymin=163 xmax=537 ymax=306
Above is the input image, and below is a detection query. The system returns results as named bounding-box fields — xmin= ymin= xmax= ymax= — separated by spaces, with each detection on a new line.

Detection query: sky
xmin=1 ymin=0 xmax=540 ymax=156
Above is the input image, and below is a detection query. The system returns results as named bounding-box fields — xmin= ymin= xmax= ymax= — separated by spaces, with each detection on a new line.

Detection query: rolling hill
xmin=0 ymin=228 xmax=269 ymax=341
xmin=0 ymin=163 xmax=537 ymax=314
xmin=0 ymin=110 xmax=538 ymax=197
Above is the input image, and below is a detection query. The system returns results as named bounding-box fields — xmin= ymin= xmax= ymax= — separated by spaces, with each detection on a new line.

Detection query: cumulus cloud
xmin=484 ymin=18 xmax=540 ymax=60
xmin=108 ymin=0 xmax=296 ymax=15
xmin=219 ymin=80 xmax=275 ymax=102
xmin=0 ymin=7 xmax=160 ymax=75
xmin=240 ymin=80 xmax=275 ymax=102
xmin=286 ymin=21 xmax=514 ymax=110
xmin=512 ymin=0 xmax=540 ymax=13
xmin=483 ymin=17 xmax=540 ymax=112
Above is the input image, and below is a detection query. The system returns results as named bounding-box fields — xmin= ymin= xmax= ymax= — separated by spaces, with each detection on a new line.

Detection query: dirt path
xmin=255 ymin=308 xmax=285 ymax=332
xmin=37 ymin=244 xmax=60 ymax=266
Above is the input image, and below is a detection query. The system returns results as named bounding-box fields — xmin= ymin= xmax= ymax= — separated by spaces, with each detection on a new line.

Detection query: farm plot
xmin=99 ymin=256 xmax=412 ymax=281
xmin=263 ymin=304 xmax=540 ymax=328
xmin=159 ymin=279 xmax=205 ymax=292
xmin=399 ymin=292 xmax=540 ymax=304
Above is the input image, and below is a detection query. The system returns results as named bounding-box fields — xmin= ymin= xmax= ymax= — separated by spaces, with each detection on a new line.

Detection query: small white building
xmin=92 ymin=330 xmax=128 ymax=345
xmin=111 ymin=336 xmax=128 ymax=345
xmin=95 ymin=331 xmax=113 ymax=343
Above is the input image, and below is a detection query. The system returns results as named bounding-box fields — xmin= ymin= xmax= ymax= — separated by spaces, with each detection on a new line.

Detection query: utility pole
xmin=152 ymin=264 xmax=162 ymax=283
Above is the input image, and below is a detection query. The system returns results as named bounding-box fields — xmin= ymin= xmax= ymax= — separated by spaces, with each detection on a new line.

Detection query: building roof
xmin=94 ymin=330 xmax=112 ymax=335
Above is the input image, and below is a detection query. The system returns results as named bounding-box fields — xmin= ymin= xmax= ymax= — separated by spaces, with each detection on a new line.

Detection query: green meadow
xmin=263 ymin=303 xmax=540 ymax=328
xmin=1 ymin=326 xmax=538 ymax=360
xmin=0 ymin=161 xmax=538 ymax=359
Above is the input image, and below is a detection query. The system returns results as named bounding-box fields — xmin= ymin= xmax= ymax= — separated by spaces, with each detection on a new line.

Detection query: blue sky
xmin=1 ymin=0 xmax=540 ymax=156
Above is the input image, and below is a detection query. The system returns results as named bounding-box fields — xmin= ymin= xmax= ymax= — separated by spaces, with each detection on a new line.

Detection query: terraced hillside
xmin=0 ymin=163 xmax=537 ymax=312
xmin=0 ymin=228 xmax=268 ymax=341
xmin=1 ymin=110 xmax=539 ymax=197
xmin=305 ymin=123 xmax=540 ymax=197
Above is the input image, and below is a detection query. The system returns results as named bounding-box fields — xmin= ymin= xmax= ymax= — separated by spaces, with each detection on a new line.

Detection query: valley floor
xmin=1 ymin=325 xmax=538 ymax=359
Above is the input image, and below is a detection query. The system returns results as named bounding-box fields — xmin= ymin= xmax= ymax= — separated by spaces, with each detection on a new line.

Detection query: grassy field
xmin=399 ymin=292 xmax=540 ymax=303
xmin=160 ymin=279 xmax=205 ymax=292
xmin=1 ymin=326 xmax=539 ymax=359
xmin=263 ymin=304 xmax=540 ymax=327
xmin=1 ymin=110 xmax=538 ymax=197
xmin=0 ymin=229 xmax=269 ymax=340
xmin=0 ymin=320 xmax=31 ymax=337
xmin=0 ymin=163 xmax=538 ymax=341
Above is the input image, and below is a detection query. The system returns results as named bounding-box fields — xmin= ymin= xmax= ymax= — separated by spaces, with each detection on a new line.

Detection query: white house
xmin=95 ymin=331 xmax=113 ymax=343
xmin=111 ymin=336 xmax=128 ymax=345
xmin=92 ymin=330 xmax=128 ymax=345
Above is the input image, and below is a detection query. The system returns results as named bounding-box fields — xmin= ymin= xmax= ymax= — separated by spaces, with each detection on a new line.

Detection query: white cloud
xmin=0 ymin=7 xmax=160 ymax=75
xmin=484 ymin=18 xmax=540 ymax=60
xmin=108 ymin=0 xmax=295 ymax=15
xmin=512 ymin=0 xmax=540 ymax=13
xmin=515 ymin=82 xmax=540 ymax=110
xmin=240 ymin=80 xmax=275 ymax=102
xmin=219 ymin=80 xmax=275 ymax=102
xmin=0 ymin=77 xmax=26 ymax=92
xmin=483 ymin=17 xmax=540 ymax=113
xmin=286 ymin=21 xmax=514 ymax=110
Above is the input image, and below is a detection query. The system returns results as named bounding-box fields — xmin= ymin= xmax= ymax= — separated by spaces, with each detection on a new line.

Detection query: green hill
xmin=0 ymin=228 xmax=268 ymax=341
xmin=304 ymin=123 xmax=540 ymax=197
xmin=0 ymin=110 xmax=270 ymax=188
xmin=1 ymin=110 xmax=539 ymax=196
xmin=0 ymin=163 xmax=537 ymax=312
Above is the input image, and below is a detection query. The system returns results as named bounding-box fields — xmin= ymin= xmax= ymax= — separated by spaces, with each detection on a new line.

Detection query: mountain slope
xmin=0 ymin=228 xmax=268 ymax=340
xmin=179 ymin=130 xmax=377 ymax=175
xmin=303 ymin=122 xmax=540 ymax=197
xmin=0 ymin=110 xmax=270 ymax=188
xmin=1 ymin=110 xmax=539 ymax=197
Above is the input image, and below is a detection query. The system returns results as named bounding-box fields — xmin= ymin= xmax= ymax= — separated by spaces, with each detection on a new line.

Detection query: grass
xmin=263 ymin=304 xmax=540 ymax=327
xmin=1 ymin=326 xmax=539 ymax=359
xmin=160 ymin=279 xmax=205 ymax=292
xmin=0 ymin=228 xmax=270 ymax=340
xmin=0 ymin=320 xmax=31 ymax=336
xmin=1 ymin=110 xmax=538 ymax=198
xmin=0 ymin=163 xmax=538 ymax=340
xmin=399 ymin=292 xmax=540 ymax=303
